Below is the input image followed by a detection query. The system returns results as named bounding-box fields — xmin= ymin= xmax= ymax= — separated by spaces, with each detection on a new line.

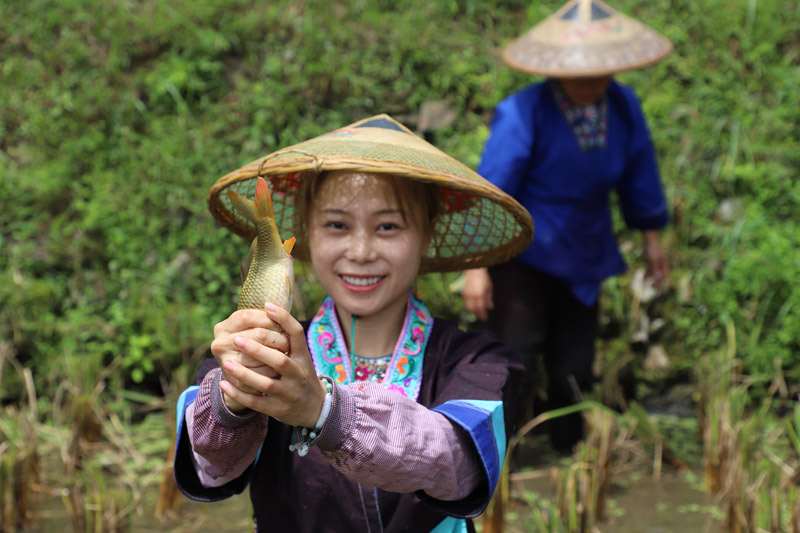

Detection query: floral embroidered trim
xmin=352 ymin=354 xmax=391 ymax=382
xmin=307 ymin=290 xmax=433 ymax=401
xmin=549 ymin=79 xmax=608 ymax=152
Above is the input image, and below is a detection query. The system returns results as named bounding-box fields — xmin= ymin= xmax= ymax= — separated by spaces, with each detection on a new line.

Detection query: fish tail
xmin=227 ymin=177 xmax=275 ymax=223
xmin=254 ymin=177 xmax=275 ymax=220
xmin=227 ymin=189 xmax=258 ymax=223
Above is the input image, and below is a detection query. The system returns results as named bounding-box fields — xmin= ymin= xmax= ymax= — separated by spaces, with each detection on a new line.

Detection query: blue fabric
xmin=477 ymin=80 xmax=669 ymax=305
xmin=430 ymin=516 xmax=469 ymax=533
xmin=432 ymin=400 xmax=505 ymax=500
xmin=175 ymin=386 xmax=199 ymax=453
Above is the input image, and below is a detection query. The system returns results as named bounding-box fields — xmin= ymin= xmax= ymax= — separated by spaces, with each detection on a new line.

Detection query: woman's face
xmin=308 ymin=171 xmax=427 ymax=322
xmin=557 ymin=76 xmax=612 ymax=105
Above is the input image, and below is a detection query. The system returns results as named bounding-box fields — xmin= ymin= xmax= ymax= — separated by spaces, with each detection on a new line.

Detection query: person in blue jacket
xmin=462 ymin=0 xmax=674 ymax=452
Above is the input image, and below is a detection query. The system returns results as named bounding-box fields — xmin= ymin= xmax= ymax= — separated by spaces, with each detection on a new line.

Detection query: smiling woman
xmin=173 ymin=114 xmax=534 ymax=532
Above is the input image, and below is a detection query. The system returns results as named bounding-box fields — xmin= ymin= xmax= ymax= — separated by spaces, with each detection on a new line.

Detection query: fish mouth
xmin=340 ymin=274 xmax=386 ymax=292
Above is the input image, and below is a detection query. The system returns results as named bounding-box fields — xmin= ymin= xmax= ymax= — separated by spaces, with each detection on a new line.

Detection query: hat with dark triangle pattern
xmin=208 ymin=114 xmax=534 ymax=273
xmin=503 ymin=0 xmax=673 ymax=78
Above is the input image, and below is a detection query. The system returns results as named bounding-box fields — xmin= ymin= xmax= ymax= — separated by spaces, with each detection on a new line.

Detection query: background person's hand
xmin=210 ymin=308 xmax=289 ymax=413
xmin=462 ymin=268 xmax=494 ymax=322
xmin=218 ymin=303 xmax=328 ymax=428
xmin=642 ymin=230 xmax=669 ymax=286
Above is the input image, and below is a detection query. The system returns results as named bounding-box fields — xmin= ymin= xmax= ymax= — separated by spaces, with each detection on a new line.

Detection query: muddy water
xmin=512 ymin=471 xmax=719 ymax=532
xmin=34 ymin=475 xmax=715 ymax=533
xmin=32 ymin=489 xmax=253 ymax=532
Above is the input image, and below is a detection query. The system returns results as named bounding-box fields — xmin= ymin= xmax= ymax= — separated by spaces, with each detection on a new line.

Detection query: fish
xmin=227 ymin=177 xmax=295 ymax=311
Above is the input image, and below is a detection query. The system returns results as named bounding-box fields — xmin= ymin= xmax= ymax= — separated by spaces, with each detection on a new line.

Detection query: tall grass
xmin=696 ymin=321 xmax=800 ymax=531
xmin=505 ymin=402 xmax=651 ymax=532
xmin=0 ymin=343 xmax=40 ymax=532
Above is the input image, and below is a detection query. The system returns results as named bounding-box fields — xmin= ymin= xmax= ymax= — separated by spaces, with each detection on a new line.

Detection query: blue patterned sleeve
xmin=432 ymin=400 xmax=506 ymax=500
xmin=410 ymin=398 xmax=506 ymax=523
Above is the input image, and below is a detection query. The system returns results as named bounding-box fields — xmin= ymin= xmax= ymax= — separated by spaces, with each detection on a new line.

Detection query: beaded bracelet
xmin=289 ymin=377 xmax=333 ymax=457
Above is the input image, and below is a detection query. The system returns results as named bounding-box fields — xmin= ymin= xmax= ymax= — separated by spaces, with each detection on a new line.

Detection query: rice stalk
xmin=697 ymin=320 xmax=800 ymax=531
xmin=0 ymin=345 xmax=41 ymax=533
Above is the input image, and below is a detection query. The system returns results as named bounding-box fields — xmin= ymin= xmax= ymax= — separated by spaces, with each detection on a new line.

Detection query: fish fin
xmin=285 ymin=273 xmax=295 ymax=311
xmin=254 ymin=177 xmax=275 ymax=220
xmin=282 ymin=236 xmax=296 ymax=255
xmin=227 ymin=189 xmax=259 ymax=223
xmin=240 ymin=238 xmax=257 ymax=283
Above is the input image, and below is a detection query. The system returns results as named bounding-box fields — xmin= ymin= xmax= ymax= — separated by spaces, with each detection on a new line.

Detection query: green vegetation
xmin=2 ymin=0 xmax=798 ymax=390
xmin=1 ymin=0 xmax=798 ymax=530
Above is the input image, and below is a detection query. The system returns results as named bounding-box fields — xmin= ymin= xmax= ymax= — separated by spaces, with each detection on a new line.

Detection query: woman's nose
xmin=345 ymin=232 xmax=378 ymax=263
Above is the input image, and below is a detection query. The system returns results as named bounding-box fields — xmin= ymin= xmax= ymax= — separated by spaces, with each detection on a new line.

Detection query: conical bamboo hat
xmin=208 ymin=114 xmax=534 ymax=273
xmin=503 ymin=0 xmax=673 ymax=78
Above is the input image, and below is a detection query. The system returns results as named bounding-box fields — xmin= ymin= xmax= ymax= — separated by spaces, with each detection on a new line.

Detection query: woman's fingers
xmin=220 ymin=361 xmax=299 ymax=420
xmin=264 ymin=303 xmax=306 ymax=349
xmin=220 ymin=360 xmax=326 ymax=427
xmin=233 ymin=336 xmax=299 ymax=379
xmin=214 ymin=309 xmax=281 ymax=338
xmin=212 ymin=303 xmax=324 ymax=426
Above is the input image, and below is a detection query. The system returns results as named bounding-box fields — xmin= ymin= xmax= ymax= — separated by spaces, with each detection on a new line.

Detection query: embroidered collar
xmin=307 ymin=290 xmax=433 ymax=401
xmin=549 ymin=79 xmax=608 ymax=151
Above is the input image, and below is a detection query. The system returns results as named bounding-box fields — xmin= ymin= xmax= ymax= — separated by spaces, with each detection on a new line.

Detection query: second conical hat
xmin=503 ymin=0 xmax=673 ymax=78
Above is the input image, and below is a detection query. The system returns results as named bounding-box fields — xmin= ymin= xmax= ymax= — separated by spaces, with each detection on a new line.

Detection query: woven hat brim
xmin=208 ymin=115 xmax=534 ymax=273
xmin=503 ymin=0 xmax=673 ymax=78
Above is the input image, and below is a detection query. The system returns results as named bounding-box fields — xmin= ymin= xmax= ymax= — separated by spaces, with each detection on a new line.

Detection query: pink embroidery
xmin=402 ymin=327 xmax=425 ymax=356
xmin=388 ymin=384 xmax=407 ymax=397
xmin=318 ymin=330 xmax=342 ymax=363
xmin=354 ymin=366 xmax=370 ymax=381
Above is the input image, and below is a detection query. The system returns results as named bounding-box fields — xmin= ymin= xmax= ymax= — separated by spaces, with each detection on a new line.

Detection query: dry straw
xmin=208 ymin=114 xmax=534 ymax=273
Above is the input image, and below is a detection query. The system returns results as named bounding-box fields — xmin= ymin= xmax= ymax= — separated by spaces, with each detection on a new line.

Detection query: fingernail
xmin=264 ymin=302 xmax=279 ymax=313
xmin=234 ymin=336 xmax=247 ymax=348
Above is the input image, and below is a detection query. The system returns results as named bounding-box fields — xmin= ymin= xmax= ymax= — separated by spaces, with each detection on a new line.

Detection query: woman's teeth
xmin=342 ymin=275 xmax=383 ymax=286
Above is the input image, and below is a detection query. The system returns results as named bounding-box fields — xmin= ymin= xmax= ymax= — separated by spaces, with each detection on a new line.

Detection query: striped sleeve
xmin=315 ymin=382 xmax=483 ymax=502
xmin=173 ymin=368 xmax=268 ymax=501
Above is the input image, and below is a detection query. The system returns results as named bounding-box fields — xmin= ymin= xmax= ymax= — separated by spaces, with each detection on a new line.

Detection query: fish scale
xmin=227 ymin=177 xmax=295 ymax=311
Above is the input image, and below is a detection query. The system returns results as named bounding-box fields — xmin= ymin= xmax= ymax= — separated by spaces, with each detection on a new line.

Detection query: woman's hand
xmin=218 ymin=303 xmax=328 ymax=428
xmin=462 ymin=268 xmax=494 ymax=322
xmin=210 ymin=308 xmax=289 ymax=413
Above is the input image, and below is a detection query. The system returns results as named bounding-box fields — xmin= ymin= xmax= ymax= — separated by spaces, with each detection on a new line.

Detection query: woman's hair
xmin=295 ymin=171 xmax=440 ymax=242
